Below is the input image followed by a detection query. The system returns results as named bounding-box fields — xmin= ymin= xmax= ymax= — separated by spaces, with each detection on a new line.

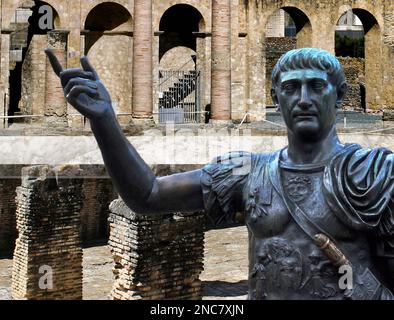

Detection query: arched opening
xmin=158 ymin=5 xmax=205 ymax=124
xmin=83 ymin=2 xmax=132 ymax=122
xmin=84 ymin=2 xmax=132 ymax=53
xmin=7 ymin=0 xmax=59 ymax=125
xmin=335 ymin=9 xmax=381 ymax=110
xmin=265 ymin=7 xmax=312 ymax=107
xmin=159 ymin=4 xmax=204 ymax=61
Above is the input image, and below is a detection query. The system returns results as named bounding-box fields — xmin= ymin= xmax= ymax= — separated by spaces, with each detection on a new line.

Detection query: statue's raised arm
xmin=45 ymin=50 xmax=204 ymax=214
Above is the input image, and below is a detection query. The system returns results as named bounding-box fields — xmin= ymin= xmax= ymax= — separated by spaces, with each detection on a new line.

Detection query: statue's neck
xmin=284 ymin=128 xmax=343 ymax=165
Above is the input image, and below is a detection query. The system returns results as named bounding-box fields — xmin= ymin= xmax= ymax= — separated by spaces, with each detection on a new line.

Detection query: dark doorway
xmin=8 ymin=1 xmax=58 ymax=124
xmin=159 ymin=4 xmax=204 ymax=60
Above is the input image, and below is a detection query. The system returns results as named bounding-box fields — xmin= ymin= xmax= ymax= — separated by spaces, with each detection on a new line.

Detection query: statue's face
xmin=274 ymin=69 xmax=338 ymax=142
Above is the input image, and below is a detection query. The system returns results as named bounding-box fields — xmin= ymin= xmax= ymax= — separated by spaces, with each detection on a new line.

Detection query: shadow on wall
xmin=202 ymin=280 xmax=248 ymax=298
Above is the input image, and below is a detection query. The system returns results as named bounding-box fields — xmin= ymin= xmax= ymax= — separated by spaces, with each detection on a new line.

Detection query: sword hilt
xmin=314 ymin=234 xmax=349 ymax=267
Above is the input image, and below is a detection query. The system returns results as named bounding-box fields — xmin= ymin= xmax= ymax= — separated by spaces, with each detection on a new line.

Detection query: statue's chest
xmin=245 ymin=167 xmax=353 ymax=241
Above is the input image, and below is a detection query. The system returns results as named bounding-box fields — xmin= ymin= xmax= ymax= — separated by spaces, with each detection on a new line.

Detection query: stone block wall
xmin=108 ymin=198 xmax=205 ymax=300
xmin=87 ymin=35 xmax=133 ymax=124
xmin=0 ymin=165 xmax=117 ymax=253
xmin=11 ymin=165 xmax=83 ymax=300
xmin=337 ymin=57 xmax=365 ymax=111
xmin=265 ymin=37 xmax=297 ymax=106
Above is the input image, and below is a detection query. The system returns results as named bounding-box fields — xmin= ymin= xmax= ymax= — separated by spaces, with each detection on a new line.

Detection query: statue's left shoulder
xmin=324 ymin=143 xmax=394 ymax=231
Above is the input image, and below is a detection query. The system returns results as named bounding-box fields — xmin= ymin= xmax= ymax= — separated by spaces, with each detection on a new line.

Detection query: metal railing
xmin=158 ymin=69 xmax=202 ymax=124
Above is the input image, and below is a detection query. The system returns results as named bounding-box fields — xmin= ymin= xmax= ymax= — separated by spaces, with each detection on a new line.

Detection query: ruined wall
xmin=265 ymin=37 xmax=297 ymax=106
xmin=80 ymin=177 xmax=117 ymax=242
xmin=12 ymin=165 xmax=83 ymax=300
xmin=109 ymin=198 xmax=205 ymax=300
xmin=20 ymin=35 xmax=46 ymax=120
xmin=0 ymin=164 xmax=117 ymax=255
xmin=338 ymin=57 xmax=365 ymax=110
xmin=0 ymin=179 xmax=20 ymax=257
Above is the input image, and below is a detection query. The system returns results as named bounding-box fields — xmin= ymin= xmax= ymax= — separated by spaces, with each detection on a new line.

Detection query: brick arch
xmin=154 ymin=1 xmax=209 ymax=32
xmin=5 ymin=0 xmax=63 ymax=29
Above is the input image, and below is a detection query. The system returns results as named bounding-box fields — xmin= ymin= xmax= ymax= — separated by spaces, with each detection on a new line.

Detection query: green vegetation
xmin=335 ymin=34 xmax=365 ymax=58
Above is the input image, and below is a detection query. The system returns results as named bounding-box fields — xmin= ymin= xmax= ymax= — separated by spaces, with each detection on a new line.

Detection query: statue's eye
xmin=283 ymin=83 xmax=296 ymax=92
xmin=311 ymin=81 xmax=326 ymax=90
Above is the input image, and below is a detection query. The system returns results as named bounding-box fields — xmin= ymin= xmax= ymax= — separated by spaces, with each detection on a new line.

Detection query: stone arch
xmin=84 ymin=1 xmax=132 ymax=31
xmin=6 ymin=0 xmax=62 ymax=29
xmin=280 ymin=6 xmax=313 ymax=48
xmin=156 ymin=2 xmax=208 ymax=32
xmin=335 ymin=8 xmax=382 ymax=110
xmin=84 ymin=1 xmax=133 ymax=53
xmin=159 ymin=3 xmax=205 ymax=60
xmin=263 ymin=6 xmax=312 ymax=106
xmin=83 ymin=1 xmax=133 ymax=119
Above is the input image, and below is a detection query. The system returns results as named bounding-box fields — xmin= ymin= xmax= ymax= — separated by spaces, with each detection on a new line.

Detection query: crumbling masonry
xmin=12 ymin=165 xmax=83 ymax=300
xmin=108 ymin=198 xmax=205 ymax=300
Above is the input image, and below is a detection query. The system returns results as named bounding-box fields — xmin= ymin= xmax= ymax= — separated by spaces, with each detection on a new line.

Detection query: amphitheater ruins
xmin=0 ymin=0 xmax=393 ymax=300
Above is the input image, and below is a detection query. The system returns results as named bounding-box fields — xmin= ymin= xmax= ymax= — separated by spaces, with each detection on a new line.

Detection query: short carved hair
xmin=272 ymin=48 xmax=346 ymax=89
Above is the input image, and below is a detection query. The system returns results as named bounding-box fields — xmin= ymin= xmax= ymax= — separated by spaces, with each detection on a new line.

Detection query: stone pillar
xmin=66 ymin=0 xmax=84 ymax=128
xmin=12 ymin=165 xmax=84 ymax=300
xmin=382 ymin=2 xmax=394 ymax=110
xmin=45 ymin=30 xmax=69 ymax=127
xmin=108 ymin=198 xmax=205 ymax=300
xmin=246 ymin=5 xmax=265 ymax=122
xmin=132 ymin=0 xmax=153 ymax=121
xmin=0 ymin=32 xmax=11 ymax=129
xmin=211 ymin=0 xmax=232 ymax=123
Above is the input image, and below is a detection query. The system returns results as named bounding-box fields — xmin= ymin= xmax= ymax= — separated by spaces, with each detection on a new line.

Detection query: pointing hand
xmin=45 ymin=49 xmax=114 ymax=121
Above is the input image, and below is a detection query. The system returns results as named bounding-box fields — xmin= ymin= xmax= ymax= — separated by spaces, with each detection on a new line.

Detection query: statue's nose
xmin=298 ymin=85 xmax=312 ymax=109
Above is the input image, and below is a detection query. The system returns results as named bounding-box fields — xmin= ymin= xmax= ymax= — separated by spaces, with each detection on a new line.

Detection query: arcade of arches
xmin=0 ymin=0 xmax=393 ymax=128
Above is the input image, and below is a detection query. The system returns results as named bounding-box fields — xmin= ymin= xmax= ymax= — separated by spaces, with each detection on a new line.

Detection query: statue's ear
xmin=336 ymin=82 xmax=347 ymax=108
xmin=271 ymin=88 xmax=280 ymax=111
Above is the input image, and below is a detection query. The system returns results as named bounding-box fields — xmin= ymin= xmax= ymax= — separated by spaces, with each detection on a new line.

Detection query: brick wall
xmin=12 ymin=165 xmax=83 ymax=300
xmin=0 ymin=178 xmax=20 ymax=257
xmin=80 ymin=177 xmax=117 ymax=242
xmin=108 ymin=198 xmax=205 ymax=300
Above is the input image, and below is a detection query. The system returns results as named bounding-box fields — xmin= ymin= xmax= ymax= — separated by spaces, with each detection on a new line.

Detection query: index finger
xmin=45 ymin=49 xmax=63 ymax=77
xmin=80 ymin=56 xmax=99 ymax=80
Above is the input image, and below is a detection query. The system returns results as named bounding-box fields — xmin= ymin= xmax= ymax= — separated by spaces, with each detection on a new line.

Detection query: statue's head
xmin=271 ymin=48 xmax=347 ymax=142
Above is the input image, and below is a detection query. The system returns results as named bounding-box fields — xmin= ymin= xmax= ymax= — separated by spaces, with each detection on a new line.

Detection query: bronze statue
xmin=45 ymin=48 xmax=394 ymax=300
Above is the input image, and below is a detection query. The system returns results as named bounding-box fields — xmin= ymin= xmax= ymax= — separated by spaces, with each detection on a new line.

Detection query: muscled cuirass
xmin=244 ymin=153 xmax=381 ymax=300
xmin=201 ymin=147 xmax=394 ymax=300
